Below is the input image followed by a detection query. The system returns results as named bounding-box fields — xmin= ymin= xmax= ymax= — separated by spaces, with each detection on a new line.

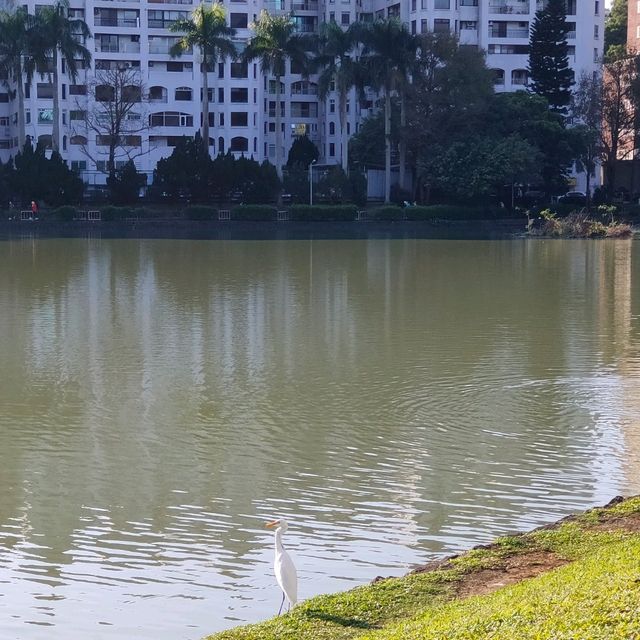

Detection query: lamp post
xmin=309 ymin=159 xmax=317 ymax=205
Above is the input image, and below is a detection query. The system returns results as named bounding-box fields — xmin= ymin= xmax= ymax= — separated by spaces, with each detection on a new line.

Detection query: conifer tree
xmin=528 ymin=0 xmax=574 ymax=116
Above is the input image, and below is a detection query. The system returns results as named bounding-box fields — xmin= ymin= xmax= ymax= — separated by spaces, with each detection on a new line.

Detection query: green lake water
xmin=0 ymin=236 xmax=639 ymax=638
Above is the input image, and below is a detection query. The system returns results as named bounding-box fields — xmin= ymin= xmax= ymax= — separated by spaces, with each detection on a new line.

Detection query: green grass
xmin=369 ymin=539 xmax=640 ymax=640
xmin=207 ymin=497 xmax=640 ymax=640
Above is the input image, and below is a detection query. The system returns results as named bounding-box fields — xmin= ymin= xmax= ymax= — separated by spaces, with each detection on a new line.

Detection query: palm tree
xmin=244 ymin=11 xmax=312 ymax=178
xmin=314 ymin=21 xmax=363 ymax=172
xmin=170 ymin=2 xmax=236 ymax=153
xmin=0 ymin=8 xmax=39 ymax=149
xmin=37 ymin=0 xmax=91 ymax=153
xmin=359 ymin=18 xmax=415 ymax=202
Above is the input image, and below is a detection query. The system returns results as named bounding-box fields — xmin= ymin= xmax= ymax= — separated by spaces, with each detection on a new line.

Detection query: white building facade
xmin=0 ymin=0 xmax=604 ymax=188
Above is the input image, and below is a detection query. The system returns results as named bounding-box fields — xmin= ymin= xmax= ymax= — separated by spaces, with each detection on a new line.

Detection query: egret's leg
xmin=277 ymin=592 xmax=285 ymax=616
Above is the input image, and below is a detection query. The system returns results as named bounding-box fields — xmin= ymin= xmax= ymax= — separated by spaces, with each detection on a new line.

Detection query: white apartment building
xmin=0 ymin=0 xmax=604 ymax=188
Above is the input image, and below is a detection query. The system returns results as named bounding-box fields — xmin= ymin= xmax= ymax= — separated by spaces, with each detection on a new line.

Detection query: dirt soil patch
xmin=406 ymin=495 xmax=640 ymax=602
xmin=454 ymin=550 xmax=567 ymax=599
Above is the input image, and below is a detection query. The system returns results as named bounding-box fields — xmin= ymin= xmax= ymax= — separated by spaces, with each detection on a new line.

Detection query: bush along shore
xmin=208 ymin=496 xmax=640 ymax=640
xmin=527 ymin=207 xmax=635 ymax=238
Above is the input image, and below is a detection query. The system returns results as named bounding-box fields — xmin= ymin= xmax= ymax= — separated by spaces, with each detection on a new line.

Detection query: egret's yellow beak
xmin=265 ymin=519 xmax=280 ymax=528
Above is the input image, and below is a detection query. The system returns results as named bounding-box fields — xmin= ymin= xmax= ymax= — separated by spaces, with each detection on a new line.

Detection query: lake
xmin=0 ymin=234 xmax=639 ymax=639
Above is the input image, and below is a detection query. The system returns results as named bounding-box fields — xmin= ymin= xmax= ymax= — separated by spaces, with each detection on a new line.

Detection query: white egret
xmin=265 ymin=519 xmax=297 ymax=615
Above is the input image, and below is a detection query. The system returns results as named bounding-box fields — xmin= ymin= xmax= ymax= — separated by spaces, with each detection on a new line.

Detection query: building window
xmin=175 ymin=86 xmax=192 ymax=101
xmin=434 ymin=0 xmax=449 ymax=8
xmin=230 ymin=13 xmax=248 ymax=28
xmin=341 ymin=12 xmax=350 ymax=25
xmin=37 ymin=83 xmax=54 ymax=99
xmin=329 ymin=142 xmax=335 ymax=157
xmin=231 ymin=112 xmax=248 ymax=126
xmin=230 ymin=62 xmax=248 ymax=78
xmin=230 ymin=136 xmax=248 ymax=151
xmin=218 ymin=88 xmax=224 ymax=103
xmin=433 ymin=18 xmax=449 ymax=33
xmin=230 ymin=87 xmax=248 ymax=103
xmin=329 ymin=121 xmax=335 ymax=135
xmin=38 ymin=108 xmax=54 ymax=123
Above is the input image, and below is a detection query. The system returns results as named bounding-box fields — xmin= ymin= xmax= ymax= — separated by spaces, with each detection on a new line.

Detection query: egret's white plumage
xmin=266 ymin=519 xmax=297 ymax=614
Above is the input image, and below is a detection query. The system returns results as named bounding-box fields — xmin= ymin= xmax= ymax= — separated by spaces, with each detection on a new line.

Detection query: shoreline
xmin=208 ymin=495 xmax=640 ymax=640
xmin=0 ymin=218 xmax=540 ymax=241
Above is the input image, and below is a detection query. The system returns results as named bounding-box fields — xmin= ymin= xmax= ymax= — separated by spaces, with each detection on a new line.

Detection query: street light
xmin=309 ymin=159 xmax=317 ymax=205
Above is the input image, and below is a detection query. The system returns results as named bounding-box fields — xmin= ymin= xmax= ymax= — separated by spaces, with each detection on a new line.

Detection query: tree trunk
xmin=201 ymin=51 xmax=210 ymax=153
xmin=16 ymin=65 xmax=26 ymax=149
xmin=384 ymin=87 xmax=391 ymax=203
xmin=275 ymin=75 xmax=282 ymax=179
xmin=108 ymin=142 xmax=116 ymax=182
xmin=586 ymin=157 xmax=592 ymax=212
xmin=399 ymin=92 xmax=406 ymax=193
xmin=339 ymin=88 xmax=348 ymax=172
xmin=51 ymin=51 xmax=60 ymax=153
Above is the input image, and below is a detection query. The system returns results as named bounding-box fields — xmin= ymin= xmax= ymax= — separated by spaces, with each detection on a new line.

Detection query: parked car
xmin=558 ymin=191 xmax=587 ymax=206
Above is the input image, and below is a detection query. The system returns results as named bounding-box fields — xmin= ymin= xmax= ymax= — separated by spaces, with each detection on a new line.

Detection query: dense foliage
xmin=152 ymin=134 xmax=280 ymax=204
xmin=0 ymin=140 xmax=83 ymax=207
xmin=605 ymin=0 xmax=628 ymax=59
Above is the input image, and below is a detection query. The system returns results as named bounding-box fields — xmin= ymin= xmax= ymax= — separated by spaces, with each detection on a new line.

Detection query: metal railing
xmin=489 ymin=28 xmax=529 ymax=38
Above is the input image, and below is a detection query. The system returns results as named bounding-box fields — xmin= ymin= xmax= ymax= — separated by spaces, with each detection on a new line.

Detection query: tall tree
xmin=359 ymin=18 xmax=414 ymax=202
xmin=572 ymin=71 xmax=604 ymax=208
xmin=32 ymin=0 xmax=91 ymax=151
xmin=244 ymin=11 xmax=312 ymax=179
xmin=605 ymin=0 xmax=628 ymax=59
xmin=407 ymin=32 xmax=493 ymax=201
xmin=599 ymin=51 xmax=640 ymax=195
xmin=0 ymin=8 xmax=42 ymax=149
xmin=75 ymin=67 xmax=150 ymax=181
xmin=170 ymin=2 xmax=236 ymax=153
xmin=528 ymin=0 xmax=574 ymax=115
xmin=36 ymin=0 xmax=91 ymax=153
xmin=314 ymin=21 xmax=362 ymax=171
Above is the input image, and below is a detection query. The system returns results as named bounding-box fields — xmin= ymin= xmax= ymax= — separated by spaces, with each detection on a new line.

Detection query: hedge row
xmin=368 ymin=205 xmax=512 ymax=220
xmin=289 ymin=205 xmax=358 ymax=221
xmin=3 ymin=204 xmax=520 ymax=222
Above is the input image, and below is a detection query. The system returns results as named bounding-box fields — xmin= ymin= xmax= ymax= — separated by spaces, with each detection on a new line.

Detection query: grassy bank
xmin=208 ymin=496 xmax=640 ymax=640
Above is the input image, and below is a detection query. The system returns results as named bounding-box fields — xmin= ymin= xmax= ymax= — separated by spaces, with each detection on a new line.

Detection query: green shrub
xmin=231 ymin=205 xmax=277 ymax=221
xmin=50 ymin=205 xmax=78 ymax=221
xmin=184 ymin=205 xmax=218 ymax=221
xmin=369 ymin=206 xmax=405 ymax=220
xmin=289 ymin=205 xmax=357 ymax=221
xmin=405 ymin=205 xmax=508 ymax=220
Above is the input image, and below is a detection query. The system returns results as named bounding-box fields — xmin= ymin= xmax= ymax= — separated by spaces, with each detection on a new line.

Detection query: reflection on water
xmin=0 ymin=237 xmax=639 ymax=639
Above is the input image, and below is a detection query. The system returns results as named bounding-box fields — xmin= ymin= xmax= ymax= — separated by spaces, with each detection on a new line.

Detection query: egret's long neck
xmin=274 ymin=527 xmax=285 ymax=554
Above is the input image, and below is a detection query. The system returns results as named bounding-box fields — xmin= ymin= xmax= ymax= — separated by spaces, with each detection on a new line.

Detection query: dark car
xmin=557 ymin=191 xmax=587 ymax=206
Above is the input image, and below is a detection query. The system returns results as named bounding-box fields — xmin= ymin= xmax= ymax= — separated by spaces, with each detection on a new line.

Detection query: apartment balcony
xmin=96 ymin=42 xmax=141 ymax=53
xmin=263 ymin=0 xmax=288 ymax=14
xmin=291 ymin=0 xmax=318 ymax=10
xmin=489 ymin=27 xmax=529 ymax=38
xmin=94 ymin=17 xmax=139 ymax=27
xmin=488 ymin=1 xmax=530 ymax=15
xmin=148 ymin=18 xmax=181 ymax=28
xmin=149 ymin=42 xmax=191 ymax=54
